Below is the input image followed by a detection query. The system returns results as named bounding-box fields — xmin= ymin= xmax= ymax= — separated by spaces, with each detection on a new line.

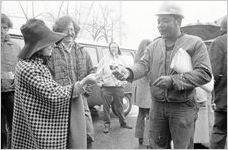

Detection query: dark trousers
xmin=210 ymin=111 xmax=227 ymax=149
xmin=1 ymin=91 xmax=14 ymax=149
xmin=101 ymin=87 xmax=126 ymax=126
xmin=82 ymin=97 xmax=94 ymax=143
xmin=135 ymin=108 xmax=150 ymax=138
xmin=149 ymin=100 xmax=198 ymax=149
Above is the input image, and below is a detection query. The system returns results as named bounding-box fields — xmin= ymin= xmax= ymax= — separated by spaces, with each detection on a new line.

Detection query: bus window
xmin=98 ymin=47 xmax=134 ymax=67
xmin=121 ymin=51 xmax=134 ymax=67
xmin=10 ymin=36 xmax=24 ymax=48
xmin=84 ymin=47 xmax=99 ymax=66
xmin=99 ymin=47 xmax=109 ymax=60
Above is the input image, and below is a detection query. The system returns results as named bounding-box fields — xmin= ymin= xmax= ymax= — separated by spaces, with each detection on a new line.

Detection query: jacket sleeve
xmin=171 ymin=39 xmax=212 ymax=90
xmin=128 ymin=47 xmax=150 ymax=82
xmin=22 ymin=66 xmax=78 ymax=107
xmin=208 ymin=37 xmax=224 ymax=82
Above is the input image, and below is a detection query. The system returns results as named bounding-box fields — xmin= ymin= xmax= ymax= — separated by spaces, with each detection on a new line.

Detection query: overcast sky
xmin=121 ymin=1 xmax=227 ymax=49
xmin=1 ymin=1 xmax=227 ymax=49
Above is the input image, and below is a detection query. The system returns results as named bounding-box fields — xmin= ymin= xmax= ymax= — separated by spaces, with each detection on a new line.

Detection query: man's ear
xmin=175 ymin=19 xmax=182 ymax=27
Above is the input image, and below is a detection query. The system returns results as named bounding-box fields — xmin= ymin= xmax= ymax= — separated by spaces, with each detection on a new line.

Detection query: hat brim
xmin=155 ymin=13 xmax=184 ymax=18
xmin=18 ymin=32 xmax=65 ymax=59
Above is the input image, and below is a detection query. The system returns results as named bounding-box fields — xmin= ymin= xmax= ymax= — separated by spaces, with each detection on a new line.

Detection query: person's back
xmin=133 ymin=39 xmax=152 ymax=146
xmin=209 ymin=15 xmax=227 ymax=149
xmin=210 ymin=34 xmax=227 ymax=111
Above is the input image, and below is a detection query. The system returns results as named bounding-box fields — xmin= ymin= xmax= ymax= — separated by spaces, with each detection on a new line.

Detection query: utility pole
xmin=119 ymin=1 xmax=122 ymax=45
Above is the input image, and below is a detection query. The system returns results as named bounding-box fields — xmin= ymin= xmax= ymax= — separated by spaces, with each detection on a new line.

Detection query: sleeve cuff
xmin=72 ymin=82 xmax=86 ymax=99
xmin=126 ymin=68 xmax=134 ymax=82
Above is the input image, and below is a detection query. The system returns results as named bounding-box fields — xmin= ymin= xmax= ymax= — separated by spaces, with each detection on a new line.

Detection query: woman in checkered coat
xmin=11 ymin=19 xmax=97 ymax=149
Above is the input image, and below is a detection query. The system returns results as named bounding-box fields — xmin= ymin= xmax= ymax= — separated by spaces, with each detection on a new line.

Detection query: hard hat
xmin=220 ymin=15 xmax=227 ymax=32
xmin=156 ymin=2 xmax=184 ymax=18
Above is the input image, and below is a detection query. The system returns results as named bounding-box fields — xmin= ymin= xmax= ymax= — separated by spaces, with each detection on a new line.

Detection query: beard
xmin=63 ymin=34 xmax=75 ymax=43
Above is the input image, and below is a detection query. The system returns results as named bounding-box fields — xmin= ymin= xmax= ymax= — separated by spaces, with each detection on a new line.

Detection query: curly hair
xmin=1 ymin=13 xmax=13 ymax=28
xmin=53 ymin=16 xmax=80 ymax=35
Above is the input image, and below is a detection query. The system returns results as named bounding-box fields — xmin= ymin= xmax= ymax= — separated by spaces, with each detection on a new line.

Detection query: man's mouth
xmin=159 ymin=30 xmax=166 ymax=34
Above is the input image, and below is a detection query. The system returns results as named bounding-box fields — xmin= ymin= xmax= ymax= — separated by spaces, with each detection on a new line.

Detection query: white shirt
xmin=97 ymin=54 xmax=127 ymax=87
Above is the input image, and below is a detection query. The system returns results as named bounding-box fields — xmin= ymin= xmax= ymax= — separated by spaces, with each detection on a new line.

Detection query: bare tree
xmin=84 ymin=14 xmax=103 ymax=41
xmin=35 ymin=12 xmax=56 ymax=22
xmin=84 ymin=3 xmax=123 ymax=43
xmin=18 ymin=1 xmax=28 ymax=20
xmin=57 ymin=1 xmax=64 ymax=18
xmin=17 ymin=1 xmax=125 ymax=44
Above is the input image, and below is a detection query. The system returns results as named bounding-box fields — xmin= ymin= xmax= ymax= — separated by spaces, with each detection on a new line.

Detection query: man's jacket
xmin=47 ymin=42 xmax=93 ymax=86
xmin=209 ymin=33 xmax=227 ymax=111
xmin=129 ymin=33 xmax=212 ymax=103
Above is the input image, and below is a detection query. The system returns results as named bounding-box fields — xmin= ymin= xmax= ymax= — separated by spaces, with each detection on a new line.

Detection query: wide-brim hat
xmin=18 ymin=19 xmax=66 ymax=59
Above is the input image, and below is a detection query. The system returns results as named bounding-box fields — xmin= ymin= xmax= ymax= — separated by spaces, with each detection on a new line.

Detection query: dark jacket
xmin=128 ymin=33 xmax=212 ymax=103
xmin=1 ymin=35 xmax=21 ymax=92
xmin=209 ymin=33 xmax=227 ymax=111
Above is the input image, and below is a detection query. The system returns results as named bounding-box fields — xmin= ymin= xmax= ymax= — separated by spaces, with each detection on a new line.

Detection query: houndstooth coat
xmin=11 ymin=58 xmax=78 ymax=149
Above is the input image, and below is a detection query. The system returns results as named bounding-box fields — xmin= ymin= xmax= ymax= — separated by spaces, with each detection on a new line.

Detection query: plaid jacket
xmin=12 ymin=58 xmax=73 ymax=149
xmin=48 ymin=42 xmax=93 ymax=86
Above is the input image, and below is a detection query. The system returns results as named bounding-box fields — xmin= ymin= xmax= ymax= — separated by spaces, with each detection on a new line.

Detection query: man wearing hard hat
xmin=111 ymin=1 xmax=212 ymax=149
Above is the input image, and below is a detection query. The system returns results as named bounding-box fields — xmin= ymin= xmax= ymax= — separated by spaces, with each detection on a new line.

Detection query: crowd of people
xmin=1 ymin=1 xmax=227 ymax=149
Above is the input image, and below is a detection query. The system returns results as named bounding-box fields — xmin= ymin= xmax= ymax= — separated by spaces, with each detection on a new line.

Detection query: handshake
xmin=79 ymin=64 xmax=131 ymax=95
xmin=110 ymin=64 xmax=173 ymax=89
xmin=109 ymin=64 xmax=130 ymax=81
xmin=79 ymin=73 xmax=100 ymax=95
xmin=80 ymin=64 xmax=130 ymax=86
